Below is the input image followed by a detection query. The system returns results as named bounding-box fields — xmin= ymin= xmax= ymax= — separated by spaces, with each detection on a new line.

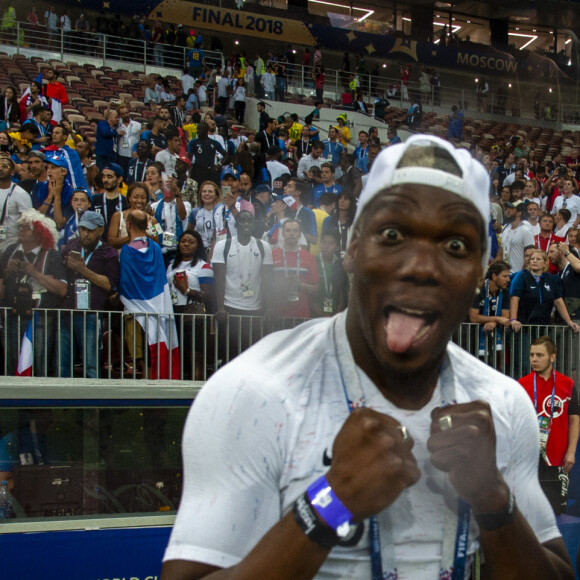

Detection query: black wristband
xmin=474 ymin=488 xmax=517 ymax=531
xmin=293 ymin=492 xmax=340 ymax=549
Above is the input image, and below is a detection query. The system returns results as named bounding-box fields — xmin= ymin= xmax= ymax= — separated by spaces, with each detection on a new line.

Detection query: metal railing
xmin=1 ymin=307 xmax=578 ymax=384
xmin=0 ymin=20 xmax=575 ymax=128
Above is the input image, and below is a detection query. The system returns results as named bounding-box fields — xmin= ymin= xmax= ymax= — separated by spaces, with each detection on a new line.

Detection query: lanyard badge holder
xmin=75 ymin=279 xmax=91 ymax=310
xmin=147 ymin=222 xmax=164 ymax=238
xmin=162 ymin=231 xmax=177 ymax=248
xmin=534 ymin=372 xmax=556 ymax=461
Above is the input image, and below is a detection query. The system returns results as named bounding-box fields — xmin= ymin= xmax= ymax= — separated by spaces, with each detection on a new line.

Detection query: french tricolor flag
xmin=119 ymin=241 xmax=180 ymax=380
xmin=16 ymin=320 xmax=33 ymax=377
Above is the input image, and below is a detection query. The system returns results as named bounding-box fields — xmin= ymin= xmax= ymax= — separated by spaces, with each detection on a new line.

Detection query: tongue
xmin=385 ymin=311 xmax=429 ymax=353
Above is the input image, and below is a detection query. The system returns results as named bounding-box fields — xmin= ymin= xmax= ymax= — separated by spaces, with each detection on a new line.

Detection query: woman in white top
xmin=186 ymin=180 xmax=226 ymax=260
xmin=232 ymin=78 xmax=247 ymax=124
xmin=107 ymin=182 xmax=160 ymax=251
xmin=166 ymin=230 xmax=216 ymax=379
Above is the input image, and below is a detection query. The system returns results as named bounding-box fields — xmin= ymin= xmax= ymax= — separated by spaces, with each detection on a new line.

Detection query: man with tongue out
xmin=163 ymin=136 xmax=574 ymax=580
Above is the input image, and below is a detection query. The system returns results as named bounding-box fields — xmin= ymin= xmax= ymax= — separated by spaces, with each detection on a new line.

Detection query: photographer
xmin=0 ymin=209 xmax=66 ymax=376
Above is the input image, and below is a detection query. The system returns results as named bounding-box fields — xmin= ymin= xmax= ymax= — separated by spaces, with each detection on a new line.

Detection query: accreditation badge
xmin=538 ymin=416 xmax=552 ymax=456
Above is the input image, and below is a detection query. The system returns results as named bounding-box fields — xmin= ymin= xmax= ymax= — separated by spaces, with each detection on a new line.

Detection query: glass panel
xmin=0 ymin=406 xmax=188 ymax=520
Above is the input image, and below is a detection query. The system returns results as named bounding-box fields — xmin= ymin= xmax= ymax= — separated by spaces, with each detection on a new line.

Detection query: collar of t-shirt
xmin=17 ymin=244 xmax=41 ymax=258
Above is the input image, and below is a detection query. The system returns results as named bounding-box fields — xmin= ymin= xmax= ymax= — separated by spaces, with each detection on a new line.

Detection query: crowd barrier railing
xmin=0 ymin=307 xmax=578 ymax=385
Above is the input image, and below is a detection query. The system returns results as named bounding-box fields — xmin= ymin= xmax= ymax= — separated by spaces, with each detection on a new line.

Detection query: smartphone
xmin=222 ymin=185 xmax=232 ymax=197
xmin=70 ymin=251 xmax=82 ymax=259
xmin=162 ymin=172 xmax=172 ymax=198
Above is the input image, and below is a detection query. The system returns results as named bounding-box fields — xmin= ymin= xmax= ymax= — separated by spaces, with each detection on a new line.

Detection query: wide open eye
xmin=444 ymin=238 xmax=467 ymax=255
xmin=380 ymin=227 xmax=403 ymax=242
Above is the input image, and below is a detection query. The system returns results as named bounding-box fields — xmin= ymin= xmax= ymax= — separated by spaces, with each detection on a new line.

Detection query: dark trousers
xmin=217 ymin=307 xmax=263 ymax=363
xmin=539 ymin=458 xmax=569 ymax=515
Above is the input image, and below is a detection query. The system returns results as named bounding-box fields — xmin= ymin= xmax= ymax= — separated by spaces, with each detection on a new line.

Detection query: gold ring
xmin=399 ymin=425 xmax=411 ymax=444
xmin=439 ymin=415 xmax=453 ymax=431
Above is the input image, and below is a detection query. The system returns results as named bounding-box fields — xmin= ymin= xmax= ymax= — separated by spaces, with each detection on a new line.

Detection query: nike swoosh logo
xmin=323 ymin=448 xmax=332 ymax=466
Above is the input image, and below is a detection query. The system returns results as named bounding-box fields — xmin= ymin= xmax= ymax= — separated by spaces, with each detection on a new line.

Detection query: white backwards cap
xmin=352 ymin=134 xmax=491 ymax=266
xmin=354 ymin=134 xmax=490 ymax=229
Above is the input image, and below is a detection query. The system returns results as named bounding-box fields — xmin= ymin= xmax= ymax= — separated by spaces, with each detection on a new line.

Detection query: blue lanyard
xmin=81 ymin=241 xmax=102 ymax=265
xmin=533 ymin=371 xmax=556 ymax=420
xmin=532 ymin=273 xmax=543 ymax=304
xmin=334 ymin=331 xmax=469 ymax=580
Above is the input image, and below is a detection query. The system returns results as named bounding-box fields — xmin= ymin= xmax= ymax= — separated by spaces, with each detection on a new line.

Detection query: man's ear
xmin=344 ymin=232 xmax=358 ymax=274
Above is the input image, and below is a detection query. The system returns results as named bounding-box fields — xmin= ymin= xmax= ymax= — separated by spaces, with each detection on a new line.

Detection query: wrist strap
xmin=306 ymin=475 xmax=353 ymax=534
xmin=474 ymin=488 xmax=516 ymax=531
xmin=293 ymin=493 xmax=339 ymax=549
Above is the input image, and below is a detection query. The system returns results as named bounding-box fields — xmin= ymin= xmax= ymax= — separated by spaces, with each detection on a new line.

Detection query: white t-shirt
xmin=297 ymin=154 xmax=328 ymax=180
xmin=166 ymin=259 xmax=214 ymax=306
xmin=155 ymin=150 xmax=179 ymax=176
xmin=0 ymin=184 xmax=32 ymax=241
xmin=262 ymin=72 xmax=276 ymax=93
xmin=117 ymin=120 xmax=142 ymax=158
xmin=501 ymin=222 xmax=534 ymax=273
xmin=217 ymin=76 xmax=230 ymax=99
xmin=60 ymin=15 xmax=72 ymax=31
xmin=212 ymin=236 xmax=272 ymax=311
xmin=522 ymin=220 xmax=541 ymax=236
xmin=266 ymin=160 xmax=290 ymax=189
xmin=232 ymin=86 xmax=246 ymax=103
xmin=164 ymin=313 xmax=559 ymax=577
xmin=189 ymin=204 xmax=226 ymax=249
xmin=551 ymin=194 xmax=580 ymax=224
xmin=181 ymin=74 xmax=195 ymax=95
xmin=555 ymin=224 xmax=572 ymax=239
xmin=45 ymin=10 xmax=58 ymax=30
xmin=197 ymin=84 xmax=207 ymax=104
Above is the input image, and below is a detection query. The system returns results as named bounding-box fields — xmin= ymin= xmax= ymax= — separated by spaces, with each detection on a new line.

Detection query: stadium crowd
xmin=0 ymin=30 xmax=577 ymax=383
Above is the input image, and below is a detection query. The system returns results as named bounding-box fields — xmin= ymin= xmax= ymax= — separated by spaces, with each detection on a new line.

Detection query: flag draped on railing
xmin=119 ymin=241 xmax=180 ymax=379
xmin=16 ymin=318 xmax=34 ymax=377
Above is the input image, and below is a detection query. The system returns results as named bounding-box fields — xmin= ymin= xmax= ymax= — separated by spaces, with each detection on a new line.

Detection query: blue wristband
xmin=306 ymin=475 xmax=353 ymax=534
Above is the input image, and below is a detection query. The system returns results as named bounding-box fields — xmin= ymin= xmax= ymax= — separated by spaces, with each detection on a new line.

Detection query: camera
xmin=558 ymin=164 xmax=568 ymax=177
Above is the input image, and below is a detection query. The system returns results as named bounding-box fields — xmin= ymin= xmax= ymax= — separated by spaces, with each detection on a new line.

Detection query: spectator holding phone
xmin=151 ymin=172 xmax=191 ymax=267
xmin=60 ymin=211 xmax=120 ymax=378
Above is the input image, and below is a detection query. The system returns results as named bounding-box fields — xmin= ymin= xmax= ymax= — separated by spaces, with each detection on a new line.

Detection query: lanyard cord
xmin=282 ymin=249 xmax=300 ymax=277
xmin=81 ymin=240 xmax=102 ymax=266
xmin=534 ymin=371 xmax=557 ymax=420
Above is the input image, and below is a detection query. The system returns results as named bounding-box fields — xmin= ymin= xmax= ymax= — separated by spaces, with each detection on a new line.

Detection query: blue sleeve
xmin=510 ymin=271 xmax=526 ymax=297
xmin=188 ymin=207 xmax=198 ymax=226
xmin=304 ymin=208 xmax=317 ymax=237
xmin=97 ymin=121 xmax=117 ymax=140
xmin=313 ymin=185 xmax=323 ymax=207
